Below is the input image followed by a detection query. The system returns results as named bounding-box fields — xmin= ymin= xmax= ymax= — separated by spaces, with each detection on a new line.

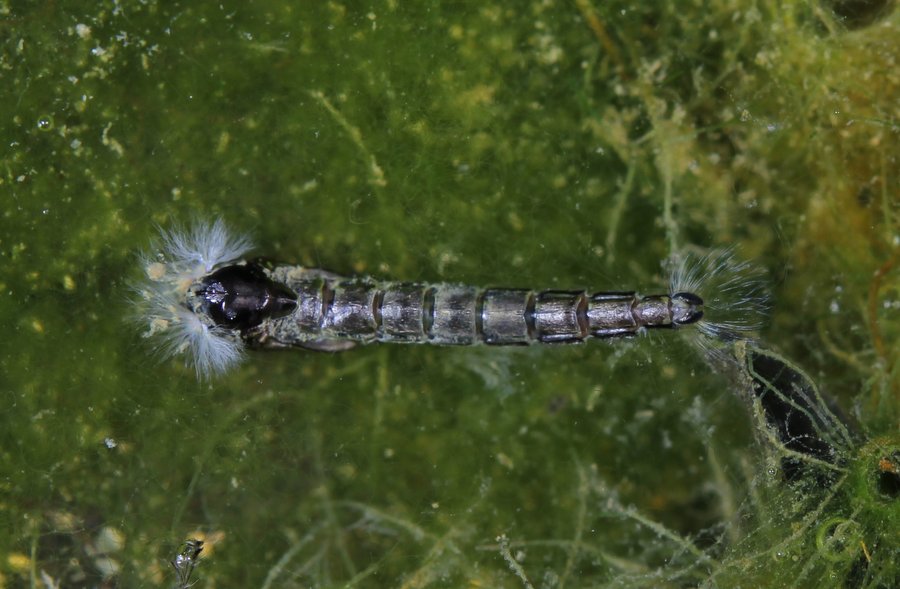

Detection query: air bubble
xmin=36 ymin=115 xmax=54 ymax=132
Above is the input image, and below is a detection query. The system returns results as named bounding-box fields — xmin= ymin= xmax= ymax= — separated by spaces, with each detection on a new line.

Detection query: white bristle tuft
xmin=668 ymin=248 xmax=770 ymax=342
xmin=158 ymin=218 xmax=253 ymax=283
xmin=132 ymin=218 xmax=251 ymax=379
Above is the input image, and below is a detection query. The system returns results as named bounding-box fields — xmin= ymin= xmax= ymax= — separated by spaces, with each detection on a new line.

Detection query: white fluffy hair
xmin=132 ymin=218 xmax=253 ymax=379
xmin=668 ymin=248 xmax=770 ymax=343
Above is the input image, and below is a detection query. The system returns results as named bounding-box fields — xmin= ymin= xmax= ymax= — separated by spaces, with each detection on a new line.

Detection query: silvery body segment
xmin=191 ymin=262 xmax=704 ymax=350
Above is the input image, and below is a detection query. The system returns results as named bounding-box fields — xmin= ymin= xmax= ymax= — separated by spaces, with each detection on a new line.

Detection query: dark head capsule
xmin=196 ymin=264 xmax=297 ymax=331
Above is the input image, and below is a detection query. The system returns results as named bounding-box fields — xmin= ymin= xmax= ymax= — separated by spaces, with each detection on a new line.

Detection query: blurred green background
xmin=1 ymin=1 xmax=897 ymax=587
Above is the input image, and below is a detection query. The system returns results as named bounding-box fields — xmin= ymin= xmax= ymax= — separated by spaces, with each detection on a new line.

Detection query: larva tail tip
xmin=669 ymin=248 xmax=770 ymax=343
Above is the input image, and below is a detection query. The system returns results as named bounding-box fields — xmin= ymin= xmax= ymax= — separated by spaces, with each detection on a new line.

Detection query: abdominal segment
xmin=232 ymin=264 xmax=704 ymax=350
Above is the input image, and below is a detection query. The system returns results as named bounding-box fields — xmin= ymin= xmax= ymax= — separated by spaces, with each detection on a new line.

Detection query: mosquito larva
xmin=204 ymin=263 xmax=703 ymax=345
xmin=171 ymin=539 xmax=203 ymax=589
xmin=133 ymin=219 xmax=766 ymax=379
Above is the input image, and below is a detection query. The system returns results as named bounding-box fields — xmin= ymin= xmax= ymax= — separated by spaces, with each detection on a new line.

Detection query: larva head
xmin=195 ymin=263 xmax=297 ymax=331
xmin=670 ymin=291 xmax=704 ymax=326
xmin=133 ymin=219 xmax=260 ymax=379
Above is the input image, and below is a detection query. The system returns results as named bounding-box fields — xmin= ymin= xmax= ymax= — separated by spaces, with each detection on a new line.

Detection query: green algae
xmin=0 ymin=1 xmax=897 ymax=587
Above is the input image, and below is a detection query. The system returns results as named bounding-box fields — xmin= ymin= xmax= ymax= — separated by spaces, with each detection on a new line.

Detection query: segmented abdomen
xmin=253 ymin=265 xmax=691 ymax=349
